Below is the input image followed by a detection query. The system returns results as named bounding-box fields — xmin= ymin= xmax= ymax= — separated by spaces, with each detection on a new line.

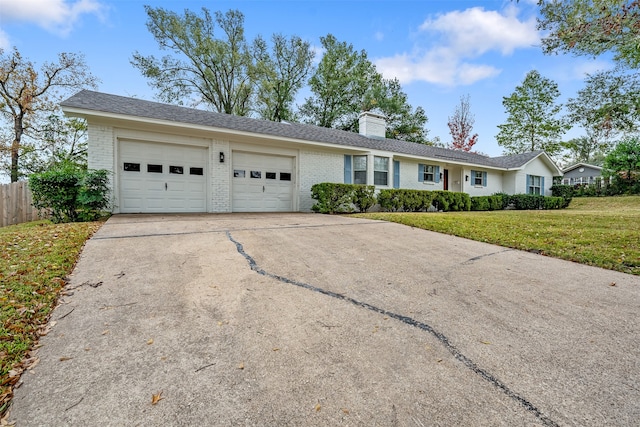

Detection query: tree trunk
xmin=11 ymin=115 xmax=23 ymax=183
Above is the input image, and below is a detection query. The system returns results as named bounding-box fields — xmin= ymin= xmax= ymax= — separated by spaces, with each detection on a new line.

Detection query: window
xmin=353 ymin=155 xmax=367 ymax=184
xmin=169 ymin=166 xmax=183 ymax=174
xmin=280 ymin=172 xmax=291 ymax=181
xmin=374 ymin=156 xmax=389 ymax=186
xmin=124 ymin=162 xmax=140 ymax=172
xmin=424 ymin=165 xmax=435 ymax=182
xmin=147 ymin=164 xmax=162 ymax=173
xmin=266 ymin=172 xmax=276 ymax=179
xmin=190 ymin=167 xmax=203 ymax=176
xmin=473 ymin=170 xmax=483 ymax=186
xmin=250 ymin=171 xmax=261 ymax=179
xmin=528 ymin=175 xmax=542 ymax=195
xmin=234 ymin=170 xmax=245 ymax=178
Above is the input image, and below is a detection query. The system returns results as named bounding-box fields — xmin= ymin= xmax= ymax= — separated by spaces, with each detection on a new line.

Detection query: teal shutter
xmin=435 ymin=166 xmax=440 ymax=183
xmin=471 ymin=170 xmax=476 ymax=185
xmin=344 ymin=155 xmax=352 ymax=184
xmin=393 ymin=160 xmax=400 ymax=189
xmin=418 ymin=164 xmax=424 ymax=182
xmin=482 ymin=171 xmax=487 ymax=187
xmin=541 ymin=176 xmax=545 ymax=195
xmin=526 ymin=174 xmax=531 ymax=194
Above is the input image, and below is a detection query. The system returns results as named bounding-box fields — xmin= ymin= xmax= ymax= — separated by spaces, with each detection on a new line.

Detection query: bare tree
xmin=0 ymin=48 xmax=97 ymax=181
xmin=447 ymin=94 xmax=478 ymax=152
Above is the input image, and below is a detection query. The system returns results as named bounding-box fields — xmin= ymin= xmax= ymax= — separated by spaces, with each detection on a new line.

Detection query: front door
xmin=443 ymin=169 xmax=449 ymax=191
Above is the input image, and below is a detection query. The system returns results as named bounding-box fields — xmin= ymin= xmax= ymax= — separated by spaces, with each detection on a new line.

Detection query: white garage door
xmin=232 ymin=151 xmax=294 ymax=212
xmin=119 ymin=141 xmax=207 ymax=213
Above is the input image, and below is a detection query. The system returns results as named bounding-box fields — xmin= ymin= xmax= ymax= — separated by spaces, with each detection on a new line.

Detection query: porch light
xmin=465 ymin=175 xmax=469 ymax=182
xmin=219 ymin=152 xmax=225 ymax=163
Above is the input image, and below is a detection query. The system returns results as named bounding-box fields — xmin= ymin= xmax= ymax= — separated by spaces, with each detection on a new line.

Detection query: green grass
xmin=0 ymin=220 xmax=103 ymax=418
xmin=355 ymin=196 xmax=640 ymax=276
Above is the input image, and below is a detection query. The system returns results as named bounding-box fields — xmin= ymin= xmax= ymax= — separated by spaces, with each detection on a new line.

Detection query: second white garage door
xmin=232 ymin=152 xmax=294 ymax=212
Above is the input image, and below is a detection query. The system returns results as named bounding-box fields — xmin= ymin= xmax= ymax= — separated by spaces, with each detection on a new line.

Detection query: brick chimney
xmin=358 ymin=112 xmax=386 ymax=139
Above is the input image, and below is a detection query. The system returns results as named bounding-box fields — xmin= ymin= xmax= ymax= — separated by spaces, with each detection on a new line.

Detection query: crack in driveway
xmin=226 ymin=231 xmax=559 ymax=427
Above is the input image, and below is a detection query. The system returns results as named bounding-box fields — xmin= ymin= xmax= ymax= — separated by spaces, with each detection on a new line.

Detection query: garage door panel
xmin=120 ymin=141 xmax=207 ymax=213
xmin=232 ymin=151 xmax=294 ymax=212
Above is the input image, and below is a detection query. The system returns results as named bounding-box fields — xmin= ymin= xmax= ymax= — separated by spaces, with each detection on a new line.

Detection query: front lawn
xmin=355 ymin=196 xmax=640 ymax=276
xmin=0 ymin=220 xmax=103 ymax=418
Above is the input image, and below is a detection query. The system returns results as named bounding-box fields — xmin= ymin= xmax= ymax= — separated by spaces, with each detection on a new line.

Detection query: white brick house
xmin=61 ymin=91 xmax=563 ymax=214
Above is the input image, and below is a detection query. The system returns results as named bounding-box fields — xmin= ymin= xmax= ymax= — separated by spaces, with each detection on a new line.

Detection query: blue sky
xmin=0 ymin=0 xmax=612 ymax=157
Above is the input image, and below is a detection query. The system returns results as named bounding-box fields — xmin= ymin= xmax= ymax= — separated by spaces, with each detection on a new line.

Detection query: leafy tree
xmin=602 ymin=137 xmax=640 ymax=182
xmin=299 ymin=34 xmax=377 ymax=130
xmin=561 ymin=135 xmax=608 ymax=165
xmin=447 ymin=94 xmax=478 ymax=151
xmin=496 ymin=70 xmax=568 ymax=156
xmin=299 ymin=34 xmax=431 ymax=143
xmin=538 ymin=0 xmax=640 ymax=69
xmin=567 ymin=68 xmax=640 ymax=139
xmin=132 ymin=7 xmax=254 ymax=115
xmin=0 ymin=48 xmax=97 ymax=182
xmin=252 ymin=34 xmax=315 ymax=122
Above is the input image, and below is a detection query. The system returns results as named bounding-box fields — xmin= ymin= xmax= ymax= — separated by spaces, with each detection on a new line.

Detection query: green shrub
xmin=311 ymin=183 xmax=376 ymax=213
xmin=29 ymin=166 xmax=111 ymax=223
xmin=550 ymin=184 xmax=573 ymax=207
xmin=470 ymin=195 xmax=506 ymax=211
xmin=352 ymin=185 xmax=376 ymax=213
xmin=377 ymin=189 xmax=469 ymax=212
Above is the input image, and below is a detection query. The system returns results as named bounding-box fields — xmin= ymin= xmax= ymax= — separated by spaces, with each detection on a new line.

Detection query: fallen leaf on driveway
xmin=315 ymin=403 xmax=321 ymax=412
xmin=101 ymin=330 xmax=109 ymax=335
xmin=59 ymin=357 xmax=73 ymax=362
xmin=480 ymin=340 xmax=491 ymax=345
xmin=151 ymin=391 xmax=163 ymax=405
xmin=610 ymin=282 xmax=616 ymax=287
xmin=238 ymin=362 xmax=244 ymax=370
xmin=147 ymin=339 xmax=154 ymax=345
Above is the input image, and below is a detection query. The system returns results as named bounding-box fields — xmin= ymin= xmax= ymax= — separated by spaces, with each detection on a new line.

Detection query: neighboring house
xmin=61 ymin=90 xmax=563 ymax=214
xmin=561 ymin=163 xmax=605 ymax=185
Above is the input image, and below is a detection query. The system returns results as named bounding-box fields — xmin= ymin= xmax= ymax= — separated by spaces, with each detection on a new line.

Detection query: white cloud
xmin=0 ymin=0 xmax=106 ymax=36
xmin=0 ymin=28 xmax=10 ymax=50
xmin=376 ymin=6 xmax=538 ymax=86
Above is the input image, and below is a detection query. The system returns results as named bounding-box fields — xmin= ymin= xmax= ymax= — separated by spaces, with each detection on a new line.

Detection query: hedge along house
xmin=61 ymin=90 xmax=563 ymax=214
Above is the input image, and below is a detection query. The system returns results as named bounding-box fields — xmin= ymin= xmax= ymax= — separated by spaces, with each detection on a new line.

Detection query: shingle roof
xmin=61 ymin=90 xmax=539 ymax=170
xmin=562 ymin=163 xmax=603 ymax=173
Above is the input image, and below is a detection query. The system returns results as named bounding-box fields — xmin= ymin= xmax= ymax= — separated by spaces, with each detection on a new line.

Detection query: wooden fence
xmin=0 ymin=181 xmax=47 ymax=228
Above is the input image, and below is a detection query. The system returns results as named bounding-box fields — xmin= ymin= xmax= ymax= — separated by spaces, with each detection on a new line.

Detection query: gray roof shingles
xmin=61 ymin=90 xmax=538 ymax=169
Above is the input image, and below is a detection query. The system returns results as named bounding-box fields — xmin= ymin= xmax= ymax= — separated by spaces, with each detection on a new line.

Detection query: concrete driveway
xmin=9 ymin=213 xmax=640 ymax=426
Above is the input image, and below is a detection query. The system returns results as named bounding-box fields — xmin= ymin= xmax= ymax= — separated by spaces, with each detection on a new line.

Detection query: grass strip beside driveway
xmin=0 ymin=220 xmax=103 ymax=417
xmin=355 ymin=196 xmax=640 ymax=276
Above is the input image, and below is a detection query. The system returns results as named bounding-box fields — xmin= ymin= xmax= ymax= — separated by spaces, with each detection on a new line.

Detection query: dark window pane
xmin=266 ymin=172 xmax=276 ymax=179
xmin=234 ymin=170 xmax=245 ymax=178
xmin=280 ymin=172 xmax=291 ymax=181
xmin=124 ymin=162 xmax=140 ymax=172
xmin=169 ymin=166 xmax=184 ymax=174
xmin=251 ymin=171 xmax=261 ymax=178
xmin=147 ymin=164 xmax=162 ymax=173
xmin=190 ymin=167 xmax=203 ymax=176
xmin=374 ymin=171 xmax=388 ymax=186
xmin=354 ymin=171 xmax=367 ymax=185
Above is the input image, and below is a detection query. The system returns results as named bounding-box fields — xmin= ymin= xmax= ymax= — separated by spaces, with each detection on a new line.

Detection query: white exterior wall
xmin=520 ymin=157 xmax=557 ymax=196
xmin=87 ymin=123 xmax=116 ymax=209
xmin=298 ymin=150 xmax=344 ymax=212
xmin=211 ymin=139 xmax=231 ymax=212
xmin=398 ymin=160 xmax=444 ymax=191
xmin=461 ymin=168 xmax=503 ymax=196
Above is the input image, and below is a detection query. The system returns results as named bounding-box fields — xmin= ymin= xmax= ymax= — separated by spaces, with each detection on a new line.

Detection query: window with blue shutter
xmin=393 ymin=160 xmax=400 ymax=189
xmin=344 ymin=155 xmax=352 ymax=184
xmin=541 ymin=176 xmax=545 ymax=195
xmin=435 ymin=166 xmax=440 ymax=183
xmin=418 ymin=164 xmax=425 ymax=182
xmin=482 ymin=171 xmax=487 ymax=187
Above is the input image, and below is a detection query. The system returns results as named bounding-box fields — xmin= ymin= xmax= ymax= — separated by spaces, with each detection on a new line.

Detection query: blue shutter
xmin=541 ymin=176 xmax=545 ymax=196
xmin=418 ymin=164 xmax=424 ymax=182
xmin=344 ymin=155 xmax=352 ymax=184
xmin=435 ymin=166 xmax=440 ymax=183
xmin=482 ymin=171 xmax=487 ymax=187
xmin=393 ymin=160 xmax=400 ymax=189
xmin=526 ymin=174 xmax=531 ymax=194
xmin=470 ymin=170 xmax=476 ymax=185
